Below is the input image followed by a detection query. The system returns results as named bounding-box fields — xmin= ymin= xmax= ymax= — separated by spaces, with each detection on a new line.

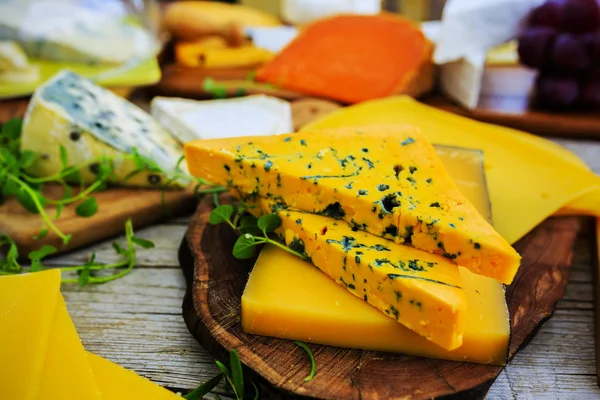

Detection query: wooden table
xmin=41 ymin=137 xmax=600 ymax=399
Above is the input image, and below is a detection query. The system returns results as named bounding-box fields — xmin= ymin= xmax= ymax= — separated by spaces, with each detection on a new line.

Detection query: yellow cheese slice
xmin=185 ymin=125 xmax=521 ymax=284
xmin=0 ymin=270 xmax=61 ymax=400
xmin=302 ymin=96 xmax=600 ymax=243
xmin=38 ymin=294 xmax=102 ymax=400
xmin=88 ymin=352 xmax=182 ymax=399
xmin=243 ymin=245 xmax=509 ymax=365
xmin=259 ymin=206 xmax=468 ymax=350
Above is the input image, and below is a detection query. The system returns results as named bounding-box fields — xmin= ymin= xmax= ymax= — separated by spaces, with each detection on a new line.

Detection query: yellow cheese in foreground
xmin=88 ymin=352 xmax=182 ymax=399
xmin=38 ymin=294 xmax=102 ymax=400
xmin=303 ymin=96 xmax=600 ymax=243
xmin=242 ymin=245 xmax=510 ymax=365
xmin=186 ymin=125 xmax=521 ymax=284
xmin=267 ymin=208 xmax=468 ymax=350
xmin=0 ymin=270 xmax=61 ymax=400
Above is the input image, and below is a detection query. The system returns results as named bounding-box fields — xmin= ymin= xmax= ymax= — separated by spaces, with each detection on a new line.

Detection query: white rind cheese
xmin=151 ymin=95 xmax=293 ymax=143
xmin=21 ymin=70 xmax=186 ymax=188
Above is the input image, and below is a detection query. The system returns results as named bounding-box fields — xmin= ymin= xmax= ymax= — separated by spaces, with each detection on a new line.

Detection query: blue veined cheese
xmin=0 ymin=2 xmax=157 ymax=65
xmin=151 ymin=95 xmax=293 ymax=143
xmin=21 ymin=70 xmax=186 ymax=187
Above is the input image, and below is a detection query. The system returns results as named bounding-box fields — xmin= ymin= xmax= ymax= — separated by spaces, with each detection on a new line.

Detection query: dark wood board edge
xmin=179 ymin=196 xmax=582 ymax=399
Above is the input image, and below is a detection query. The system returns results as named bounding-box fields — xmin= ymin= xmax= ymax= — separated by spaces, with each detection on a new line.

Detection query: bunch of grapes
xmin=518 ymin=0 xmax=600 ymax=109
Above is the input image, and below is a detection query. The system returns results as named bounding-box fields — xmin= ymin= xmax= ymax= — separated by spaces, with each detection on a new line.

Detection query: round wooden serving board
xmin=180 ymin=195 xmax=582 ymax=400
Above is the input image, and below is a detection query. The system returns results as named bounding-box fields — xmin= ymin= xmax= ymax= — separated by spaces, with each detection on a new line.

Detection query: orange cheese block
xmin=88 ymin=352 xmax=182 ymax=399
xmin=242 ymin=245 xmax=510 ymax=365
xmin=255 ymin=14 xmax=434 ymax=103
xmin=0 ymin=270 xmax=61 ymax=400
xmin=258 ymin=205 xmax=468 ymax=350
xmin=185 ymin=125 xmax=521 ymax=283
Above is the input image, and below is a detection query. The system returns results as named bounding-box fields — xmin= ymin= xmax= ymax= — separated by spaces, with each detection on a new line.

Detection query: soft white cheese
xmin=151 ymin=95 xmax=293 ymax=143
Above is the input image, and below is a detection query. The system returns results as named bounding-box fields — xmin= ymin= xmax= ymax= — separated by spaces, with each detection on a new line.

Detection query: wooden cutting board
xmin=0 ymin=98 xmax=196 ymax=256
xmin=154 ymin=64 xmax=600 ymax=139
xmin=179 ymin=194 xmax=582 ymax=400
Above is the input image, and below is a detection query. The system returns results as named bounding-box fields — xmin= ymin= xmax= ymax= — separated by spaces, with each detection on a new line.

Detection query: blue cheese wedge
xmin=151 ymin=95 xmax=293 ymax=143
xmin=21 ymin=71 xmax=186 ymax=187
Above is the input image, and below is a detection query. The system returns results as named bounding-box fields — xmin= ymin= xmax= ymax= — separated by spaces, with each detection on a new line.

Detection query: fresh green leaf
xmin=183 ymin=373 xmax=224 ymax=400
xmin=0 ymin=147 xmax=19 ymax=172
xmin=33 ymin=228 xmax=48 ymax=240
xmin=232 ymin=234 xmax=258 ymax=259
xmin=1 ymin=178 xmax=20 ymax=196
xmin=215 ymin=360 xmax=231 ymax=378
xmin=130 ymin=149 xmax=162 ymax=173
xmin=17 ymin=187 xmax=45 ymax=214
xmin=257 ymin=214 xmax=282 ymax=234
xmin=75 ymin=197 xmax=98 ymax=217
xmin=238 ymin=215 xmax=262 ymax=236
xmin=209 ymin=205 xmax=234 ymax=225
xmin=131 ymin=236 xmax=155 ymax=249
xmin=212 ymin=191 xmax=220 ymax=207
xmin=62 ymin=169 xmax=82 ymax=184
xmin=112 ymin=241 xmax=128 ymax=256
xmin=0 ymin=236 xmax=20 ymax=273
xmin=28 ymin=245 xmax=57 ymax=261
xmin=229 ymin=349 xmax=244 ymax=400
xmin=18 ymin=150 xmax=36 ymax=169
xmin=78 ymin=253 xmax=96 ymax=287
xmin=252 ymin=382 xmax=260 ymax=400
xmin=54 ymin=203 xmax=64 ymax=220
xmin=1 ymin=118 xmax=22 ymax=140
xmin=294 ymin=341 xmax=316 ymax=382
xmin=59 ymin=145 xmax=68 ymax=169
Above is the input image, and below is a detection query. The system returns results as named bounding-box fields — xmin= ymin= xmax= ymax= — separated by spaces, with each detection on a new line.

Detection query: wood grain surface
xmin=179 ymin=194 xmax=581 ymax=399
xmin=0 ymin=184 xmax=196 ymax=255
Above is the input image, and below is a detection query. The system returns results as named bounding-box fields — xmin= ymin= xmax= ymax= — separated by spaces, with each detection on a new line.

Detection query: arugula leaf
xmin=229 ymin=349 xmax=245 ymax=400
xmin=78 ymin=252 xmax=96 ymax=287
xmin=131 ymin=236 xmax=155 ymax=249
xmin=233 ymin=234 xmax=258 ymax=259
xmin=209 ymin=205 xmax=234 ymax=225
xmin=2 ymin=178 xmax=20 ymax=196
xmin=294 ymin=341 xmax=317 ymax=382
xmin=257 ymin=214 xmax=282 ymax=234
xmin=215 ymin=360 xmax=231 ymax=379
xmin=75 ymin=197 xmax=98 ymax=217
xmin=0 ymin=235 xmax=20 ymax=273
xmin=183 ymin=373 xmax=224 ymax=400
xmin=1 ymin=118 xmax=22 ymax=141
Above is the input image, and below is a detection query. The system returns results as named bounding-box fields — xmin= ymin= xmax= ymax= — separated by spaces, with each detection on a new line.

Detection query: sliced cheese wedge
xmin=259 ymin=206 xmax=467 ymax=350
xmin=38 ymin=294 xmax=102 ymax=400
xmin=243 ymin=245 xmax=509 ymax=365
xmin=21 ymin=70 xmax=185 ymax=188
xmin=0 ymin=270 xmax=61 ymax=400
xmin=302 ymin=96 xmax=600 ymax=242
xmin=185 ymin=125 xmax=521 ymax=283
xmin=88 ymin=352 xmax=182 ymax=399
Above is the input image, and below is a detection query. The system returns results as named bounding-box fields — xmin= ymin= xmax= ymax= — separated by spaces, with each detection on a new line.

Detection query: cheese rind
xmin=262 ymin=207 xmax=467 ymax=350
xmin=243 ymin=245 xmax=509 ymax=365
xmin=185 ymin=125 xmax=521 ymax=283
xmin=21 ymin=71 xmax=186 ymax=187
xmin=0 ymin=270 xmax=61 ymax=400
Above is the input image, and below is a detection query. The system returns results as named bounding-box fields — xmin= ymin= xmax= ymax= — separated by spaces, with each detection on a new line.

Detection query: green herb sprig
xmin=185 ymin=349 xmax=258 ymax=400
xmin=294 ymin=341 xmax=317 ymax=382
xmin=0 ymin=219 xmax=155 ymax=285
xmin=209 ymin=204 xmax=306 ymax=260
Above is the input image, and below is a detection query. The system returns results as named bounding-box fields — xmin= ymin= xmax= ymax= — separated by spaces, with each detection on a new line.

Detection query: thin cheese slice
xmin=302 ymin=96 xmax=600 ymax=243
xmin=38 ymin=294 xmax=102 ymax=400
xmin=264 ymin=206 xmax=467 ymax=350
xmin=88 ymin=352 xmax=182 ymax=399
xmin=185 ymin=125 xmax=521 ymax=283
xmin=0 ymin=270 xmax=61 ymax=400
xmin=242 ymin=245 xmax=509 ymax=365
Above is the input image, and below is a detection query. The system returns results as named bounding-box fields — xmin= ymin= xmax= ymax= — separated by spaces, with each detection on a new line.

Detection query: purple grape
xmin=560 ymin=0 xmax=600 ymax=33
xmin=551 ymin=33 xmax=590 ymax=71
xmin=579 ymin=70 xmax=600 ymax=107
xmin=529 ymin=0 xmax=566 ymax=28
xmin=535 ymin=74 xmax=580 ymax=108
xmin=518 ymin=27 xmax=556 ymax=68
